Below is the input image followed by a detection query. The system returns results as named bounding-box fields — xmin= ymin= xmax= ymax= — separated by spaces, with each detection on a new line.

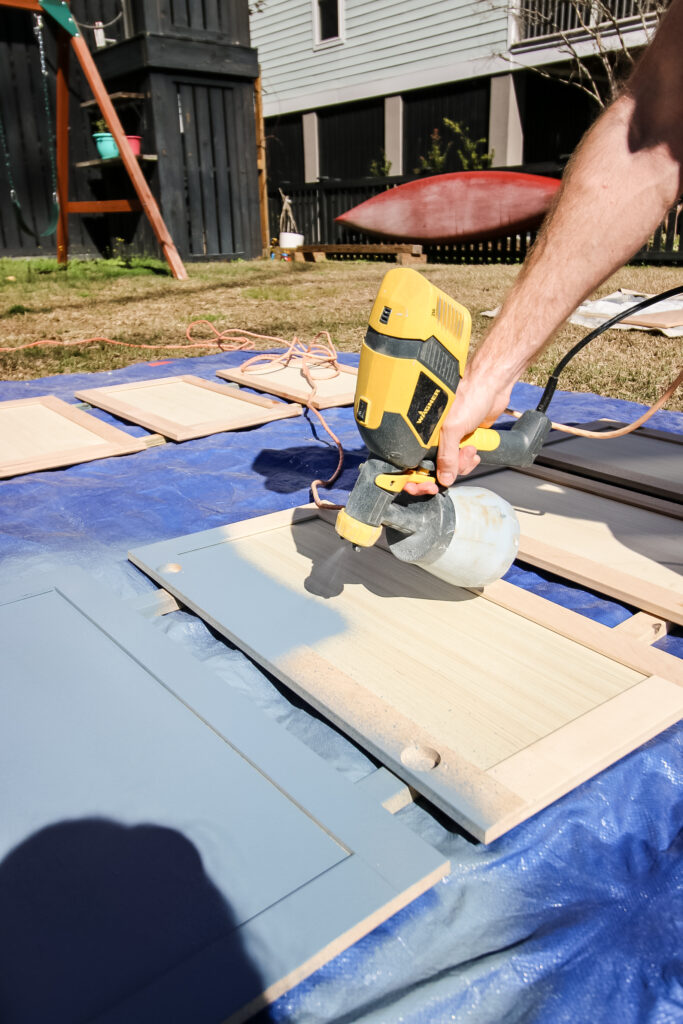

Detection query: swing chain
xmin=0 ymin=112 xmax=19 ymax=202
xmin=33 ymin=14 xmax=59 ymax=211
xmin=0 ymin=15 xmax=60 ymax=239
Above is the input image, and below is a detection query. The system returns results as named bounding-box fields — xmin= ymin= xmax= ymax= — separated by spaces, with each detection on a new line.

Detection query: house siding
xmin=252 ymin=0 xmax=509 ymax=117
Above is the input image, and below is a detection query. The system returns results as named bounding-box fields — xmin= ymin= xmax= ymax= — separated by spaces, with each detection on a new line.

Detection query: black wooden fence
xmin=269 ymin=176 xmax=682 ymax=265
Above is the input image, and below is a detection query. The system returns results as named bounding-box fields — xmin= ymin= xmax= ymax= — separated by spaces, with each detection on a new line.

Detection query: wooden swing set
xmin=0 ymin=0 xmax=187 ymax=279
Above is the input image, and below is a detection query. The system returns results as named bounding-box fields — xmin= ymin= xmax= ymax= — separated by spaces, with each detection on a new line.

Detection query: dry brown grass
xmin=0 ymin=257 xmax=680 ymax=410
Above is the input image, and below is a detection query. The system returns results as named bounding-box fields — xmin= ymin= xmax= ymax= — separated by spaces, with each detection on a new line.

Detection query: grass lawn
xmin=0 ymin=255 xmax=681 ymax=411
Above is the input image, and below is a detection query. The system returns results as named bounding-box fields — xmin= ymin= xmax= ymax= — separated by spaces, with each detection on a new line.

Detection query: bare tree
xmin=505 ymin=0 xmax=671 ymax=107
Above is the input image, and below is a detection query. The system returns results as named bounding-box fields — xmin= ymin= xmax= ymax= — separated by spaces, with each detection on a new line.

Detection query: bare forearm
xmin=470 ymin=0 xmax=683 ymax=398
xmin=472 ymin=102 xmax=680 ymax=393
xmin=417 ymin=0 xmax=683 ymax=490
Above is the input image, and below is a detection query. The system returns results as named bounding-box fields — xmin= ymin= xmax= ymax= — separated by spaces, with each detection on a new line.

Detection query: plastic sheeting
xmin=0 ymin=353 xmax=681 ymax=1024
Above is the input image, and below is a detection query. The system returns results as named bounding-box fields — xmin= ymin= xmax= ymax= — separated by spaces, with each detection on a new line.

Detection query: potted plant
xmin=91 ymin=118 xmax=142 ymax=160
xmin=278 ymin=188 xmax=303 ymax=249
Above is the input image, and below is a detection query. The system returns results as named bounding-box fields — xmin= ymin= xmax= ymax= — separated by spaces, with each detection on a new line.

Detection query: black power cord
xmin=536 ymin=284 xmax=683 ymax=414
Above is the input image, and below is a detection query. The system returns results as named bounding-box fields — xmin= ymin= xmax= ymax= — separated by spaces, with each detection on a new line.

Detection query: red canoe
xmin=335 ymin=171 xmax=561 ymax=243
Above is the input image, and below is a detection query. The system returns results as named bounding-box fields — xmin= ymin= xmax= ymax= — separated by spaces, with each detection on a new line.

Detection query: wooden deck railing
xmin=516 ymin=0 xmax=662 ymax=42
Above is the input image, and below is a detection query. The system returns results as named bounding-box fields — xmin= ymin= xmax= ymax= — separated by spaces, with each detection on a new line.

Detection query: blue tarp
xmin=1 ymin=352 xmax=681 ymax=1023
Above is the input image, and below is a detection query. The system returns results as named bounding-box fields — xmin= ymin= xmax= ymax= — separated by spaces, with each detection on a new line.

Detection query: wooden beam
xmin=74 ymin=155 xmax=158 ymax=169
xmin=80 ymin=92 xmax=145 ymax=109
xmin=70 ymin=33 xmax=188 ymax=281
xmin=55 ymin=28 xmax=70 ymax=264
xmin=67 ymin=200 xmax=142 ymax=214
xmin=254 ymin=71 xmax=269 ymax=255
xmin=92 ymin=34 xmax=259 ymax=81
xmin=0 ymin=0 xmax=42 ymax=10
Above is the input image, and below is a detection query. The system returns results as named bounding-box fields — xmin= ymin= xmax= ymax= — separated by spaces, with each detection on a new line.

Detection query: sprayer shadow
xmin=292 ymin=515 xmax=480 ymax=605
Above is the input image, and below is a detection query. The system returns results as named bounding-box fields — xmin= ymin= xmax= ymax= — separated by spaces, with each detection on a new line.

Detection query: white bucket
xmin=279 ymin=231 xmax=304 ymax=249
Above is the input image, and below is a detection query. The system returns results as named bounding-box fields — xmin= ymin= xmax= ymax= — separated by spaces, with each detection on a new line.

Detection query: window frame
xmin=312 ymin=0 xmax=345 ymax=49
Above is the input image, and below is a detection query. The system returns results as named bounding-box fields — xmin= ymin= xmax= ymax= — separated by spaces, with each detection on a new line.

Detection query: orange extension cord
xmin=0 ymin=326 xmax=346 ymax=507
xmin=2 ymin=328 xmax=680 ymax=496
xmin=506 ymin=366 xmax=683 ymax=438
xmin=237 ymin=333 xmax=345 ymax=508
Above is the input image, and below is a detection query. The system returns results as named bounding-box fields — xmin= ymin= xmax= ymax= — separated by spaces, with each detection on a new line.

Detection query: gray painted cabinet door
xmin=0 ymin=570 xmax=447 ymax=1024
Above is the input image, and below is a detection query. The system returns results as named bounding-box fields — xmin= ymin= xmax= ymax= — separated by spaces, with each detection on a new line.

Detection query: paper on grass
xmin=569 ymin=290 xmax=683 ymax=337
xmin=481 ymin=290 xmax=683 ymax=337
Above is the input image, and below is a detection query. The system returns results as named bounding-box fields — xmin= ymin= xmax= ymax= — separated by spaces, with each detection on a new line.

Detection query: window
xmin=315 ymin=0 xmax=343 ymax=44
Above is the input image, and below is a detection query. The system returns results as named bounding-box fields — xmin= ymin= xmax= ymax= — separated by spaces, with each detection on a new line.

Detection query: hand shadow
xmin=0 ymin=818 xmax=270 ymax=1024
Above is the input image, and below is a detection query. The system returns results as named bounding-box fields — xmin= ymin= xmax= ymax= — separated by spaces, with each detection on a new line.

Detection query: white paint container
xmin=417 ymin=486 xmax=520 ymax=588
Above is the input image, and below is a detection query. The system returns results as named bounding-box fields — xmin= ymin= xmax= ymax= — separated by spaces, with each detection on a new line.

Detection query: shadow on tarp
xmin=252 ymin=443 xmax=366 ymax=496
xmin=0 ymin=818 xmax=271 ymax=1024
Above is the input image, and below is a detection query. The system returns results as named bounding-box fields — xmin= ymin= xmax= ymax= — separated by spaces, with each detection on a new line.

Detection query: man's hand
xmin=404 ymin=371 xmax=512 ymax=496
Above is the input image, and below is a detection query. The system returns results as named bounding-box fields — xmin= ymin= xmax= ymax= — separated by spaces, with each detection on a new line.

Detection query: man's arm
xmin=422 ymin=0 xmax=683 ymax=491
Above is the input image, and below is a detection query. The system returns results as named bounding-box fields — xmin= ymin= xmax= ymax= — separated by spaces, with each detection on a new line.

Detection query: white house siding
xmin=251 ymin=0 xmax=510 ymax=118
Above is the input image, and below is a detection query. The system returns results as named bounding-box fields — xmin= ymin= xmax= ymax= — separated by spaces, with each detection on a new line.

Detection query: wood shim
xmin=537 ymin=422 xmax=683 ymax=504
xmin=622 ymin=308 xmax=683 ymax=329
xmin=216 ymin=359 xmax=358 ymax=409
xmin=470 ymin=467 xmax=683 ymax=626
xmin=0 ymin=568 xmax=447 ymax=1022
xmin=129 ymin=507 xmax=683 ymax=844
xmin=0 ymin=395 xmax=147 ymax=478
xmin=74 ymin=375 xmax=302 ymax=442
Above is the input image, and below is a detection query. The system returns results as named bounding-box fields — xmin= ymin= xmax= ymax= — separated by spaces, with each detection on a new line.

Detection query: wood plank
xmin=148 ymin=72 xmax=190 ymax=259
xmin=485 ymin=675 xmax=682 ymax=836
xmin=254 ymin=73 xmax=269 ymax=254
xmin=67 ymin=200 xmax=142 ymax=214
xmin=537 ymin=423 xmax=683 ymax=503
xmin=613 ymin=612 xmax=670 ymax=645
xmin=210 ymin=86 xmax=234 ymax=255
xmin=467 ymin=469 xmax=683 ymax=625
xmin=623 ymin=309 xmax=683 ymax=329
xmin=129 ymin=509 xmax=683 ymax=843
xmin=203 ymin=0 xmax=221 ymax=32
xmin=187 ymin=0 xmax=204 ymax=29
xmin=125 ymin=587 xmax=181 ymax=619
xmin=216 ymin=360 xmax=358 ymax=409
xmin=74 ymin=375 xmax=302 ymax=442
xmin=0 ymin=569 xmax=447 ymax=1023
xmin=195 ymin=85 xmax=219 ymax=255
xmin=56 ymin=28 xmax=70 ymax=265
xmin=179 ymin=83 xmax=204 ymax=256
xmin=230 ymin=83 xmax=252 ymax=256
xmin=0 ymin=0 xmax=41 ymax=10
xmin=73 ymin=154 xmax=158 ymax=169
xmin=356 ymin=767 xmax=416 ymax=814
xmin=299 ymin=244 xmax=423 ymax=255
xmin=514 ymin=464 xmax=683 ymax=521
xmin=80 ymin=92 xmax=146 ymax=109
xmin=0 ymin=396 xmax=147 ymax=477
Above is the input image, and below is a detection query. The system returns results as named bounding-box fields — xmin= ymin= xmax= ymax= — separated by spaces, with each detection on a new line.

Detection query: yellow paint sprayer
xmin=335 ymin=267 xmax=551 ymax=587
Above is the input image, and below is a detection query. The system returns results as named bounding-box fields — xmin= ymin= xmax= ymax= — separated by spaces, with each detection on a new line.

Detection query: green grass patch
xmin=1 ymin=304 xmax=34 ymax=317
xmin=0 ymin=256 xmax=170 ymax=284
